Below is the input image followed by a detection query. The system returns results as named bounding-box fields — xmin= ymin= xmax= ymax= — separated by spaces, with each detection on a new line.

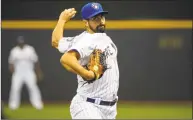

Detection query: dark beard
xmin=89 ymin=24 xmax=106 ymax=33
xmin=96 ymin=25 xmax=105 ymax=33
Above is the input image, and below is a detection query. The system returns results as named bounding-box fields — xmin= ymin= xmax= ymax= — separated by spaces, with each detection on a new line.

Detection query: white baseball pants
xmin=70 ymin=94 xmax=117 ymax=119
xmin=8 ymin=71 xmax=43 ymax=110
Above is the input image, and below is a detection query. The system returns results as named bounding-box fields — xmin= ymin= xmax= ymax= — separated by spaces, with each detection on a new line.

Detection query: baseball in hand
xmin=70 ymin=8 xmax=76 ymax=18
xmin=59 ymin=8 xmax=76 ymax=21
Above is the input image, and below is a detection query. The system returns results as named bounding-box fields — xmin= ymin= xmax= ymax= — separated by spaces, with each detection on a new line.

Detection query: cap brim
xmin=87 ymin=11 xmax=108 ymax=19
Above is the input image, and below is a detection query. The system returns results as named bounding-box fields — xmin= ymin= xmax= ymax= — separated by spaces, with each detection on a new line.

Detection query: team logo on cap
xmin=91 ymin=3 xmax=99 ymax=10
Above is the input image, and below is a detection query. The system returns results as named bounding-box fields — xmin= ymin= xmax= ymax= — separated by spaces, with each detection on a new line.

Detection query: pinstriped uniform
xmin=58 ymin=31 xmax=119 ymax=119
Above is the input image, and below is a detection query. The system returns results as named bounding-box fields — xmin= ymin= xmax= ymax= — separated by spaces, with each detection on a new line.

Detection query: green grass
xmin=3 ymin=102 xmax=192 ymax=119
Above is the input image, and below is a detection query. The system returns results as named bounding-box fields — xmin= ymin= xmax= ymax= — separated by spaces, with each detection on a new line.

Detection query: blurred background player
xmin=8 ymin=36 xmax=44 ymax=110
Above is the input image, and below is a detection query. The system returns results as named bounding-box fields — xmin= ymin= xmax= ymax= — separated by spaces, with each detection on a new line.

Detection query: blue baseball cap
xmin=81 ymin=2 xmax=108 ymax=20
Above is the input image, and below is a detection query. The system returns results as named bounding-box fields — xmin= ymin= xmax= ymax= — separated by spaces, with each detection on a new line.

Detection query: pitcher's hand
xmin=59 ymin=8 xmax=77 ymax=22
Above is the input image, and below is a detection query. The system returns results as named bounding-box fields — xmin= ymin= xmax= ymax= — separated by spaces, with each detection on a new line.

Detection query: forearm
xmin=60 ymin=53 xmax=94 ymax=80
xmin=52 ymin=19 xmax=66 ymax=48
xmin=63 ymin=63 xmax=78 ymax=74
xmin=52 ymin=8 xmax=76 ymax=48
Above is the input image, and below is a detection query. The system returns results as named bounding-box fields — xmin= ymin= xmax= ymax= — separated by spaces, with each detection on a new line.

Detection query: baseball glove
xmin=84 ymin=49 xmax=108 ymax=83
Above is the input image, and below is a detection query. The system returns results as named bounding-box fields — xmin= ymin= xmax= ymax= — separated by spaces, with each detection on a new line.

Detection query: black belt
xmin=86 ymin=97 xmax=117 ymax=106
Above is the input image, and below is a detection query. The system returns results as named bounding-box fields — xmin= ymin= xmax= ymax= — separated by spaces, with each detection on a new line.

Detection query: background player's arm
xmin=8 ymin=49 xmax=14 ymax=74
xmin=35 ymin=61 xmax=43 ymax=81
xmin=51 ymin=8 xmax=76 ymax=48
xmin=9 ymin=64 xmax=14 ymax=74
xmin=60 ymin=50 xmax=95 ymax=80
xmin=31 ymin=47 xmax=43 ymax=81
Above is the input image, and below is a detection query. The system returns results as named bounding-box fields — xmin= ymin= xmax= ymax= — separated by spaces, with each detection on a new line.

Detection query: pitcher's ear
xmin=83 ymin=19 xmax=88 ymax=27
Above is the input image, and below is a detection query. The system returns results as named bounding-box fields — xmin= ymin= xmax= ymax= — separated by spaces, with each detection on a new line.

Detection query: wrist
xmin=88 ymin=70 xmax=95 ymax=80
xmin=83 ymin=70 xmax=95 ymax=80
xmin=58 ymin=19 xmax=67 ymax=24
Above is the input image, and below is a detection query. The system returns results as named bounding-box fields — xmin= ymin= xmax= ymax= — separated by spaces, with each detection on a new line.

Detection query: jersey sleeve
xmin=67 ymin=39 xmax=97 ymax=59
xmin=30 ymin=47 xmax=38 ymax=62
xmin=57 ymin=37 xmax=75 ymax=53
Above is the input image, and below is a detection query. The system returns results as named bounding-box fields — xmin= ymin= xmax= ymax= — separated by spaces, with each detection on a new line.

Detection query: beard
xmin=96 ymin=25 xmax=106 ymax=33
xmin=89 ymin=24 xmax=106 ymax=33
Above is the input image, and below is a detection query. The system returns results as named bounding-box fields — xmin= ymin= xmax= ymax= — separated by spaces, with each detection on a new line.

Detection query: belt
xmin=86 ymin=97 xmax=117 ymax=106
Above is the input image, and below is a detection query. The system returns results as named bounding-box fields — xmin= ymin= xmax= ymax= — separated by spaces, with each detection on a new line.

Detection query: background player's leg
xmin=24 ymin=72 xmax=43 ymax=110
xmin=8 ymin=74 xmax=23 ymax=110
xmin=70 ymin=101 xmax=103 ymax=119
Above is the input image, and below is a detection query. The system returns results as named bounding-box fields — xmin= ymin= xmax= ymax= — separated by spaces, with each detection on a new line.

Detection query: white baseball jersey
xmin=57 ymin=32 xmax=85 ymax=53
xmin=58 ymin=31 xmax=119 ymax=119
xmin=8 ymin=45 xmax=38 ymax=73
xmin=59 ymin=31 xmax=119 ymax=101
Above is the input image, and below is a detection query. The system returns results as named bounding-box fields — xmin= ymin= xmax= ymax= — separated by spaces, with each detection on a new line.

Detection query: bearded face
xmin=87 ymin=14 xmax=106 ymax=33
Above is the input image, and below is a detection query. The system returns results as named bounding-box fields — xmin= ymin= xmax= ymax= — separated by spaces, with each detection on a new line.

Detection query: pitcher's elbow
xmin=60 ymin=54 xmax=67 ymax=65
xmin=51 ymin=33 xmax=58 ymax=48
xmin=51 ymin=40 xmax=57 ymax=48
xmin=60 ymin=56 xmax=65 ymax=65
xmin=51 ymin=42 xmax=57 ymax=48
xmin=60 ymin=55 xmax=71 ymax=71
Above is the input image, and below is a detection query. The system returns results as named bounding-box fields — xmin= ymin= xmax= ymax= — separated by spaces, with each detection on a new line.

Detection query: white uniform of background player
xmin=8 ymin=36 xmax=43 ymax=110
xmin=52 ymin=2 xmax=119 ymax=119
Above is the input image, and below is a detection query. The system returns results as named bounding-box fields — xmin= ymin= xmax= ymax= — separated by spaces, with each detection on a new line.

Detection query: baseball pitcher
xmin=52 ymin=2 xmax=119 ymax=119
